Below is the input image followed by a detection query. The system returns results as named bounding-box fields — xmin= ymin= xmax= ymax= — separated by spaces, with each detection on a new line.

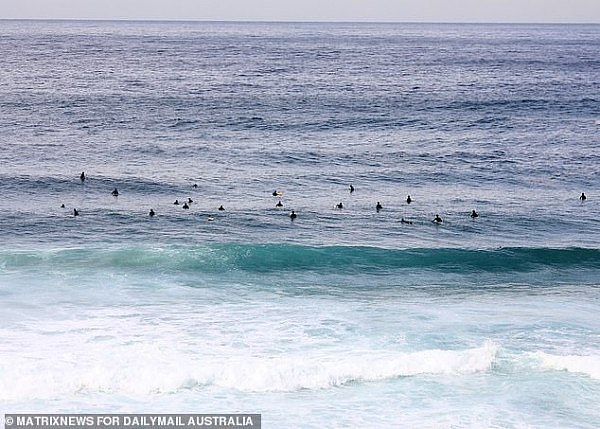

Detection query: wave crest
xmin=0 ymin=343 xmax=498 ymax=400
xmin=1 ymin=245 xmax=599 ymax=274
xmin=533 ymin=352 xmax=600 ymax=380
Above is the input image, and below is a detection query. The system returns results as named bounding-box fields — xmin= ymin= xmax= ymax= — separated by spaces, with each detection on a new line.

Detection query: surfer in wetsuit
xmin=80 ymin=172 xmax=85 ymax=182
xmin=580 ymin=192 xmax=587 ymax=201
xmin=433 ymin=214 xmax=443 ymax=223
xmin=406 ymin=195 xmax=412 ymax=204
xmin=401 ymin=217 xmax=412 ymax=224
xmin=290 ymin=210 xmax=297 ymax=220
xmin=149 ymin=209 xmax=155 ymax=217
xmin=111 ymin=188 xmax=119 ymax=196
xmin=376 ymin=202 xmax=383 ymax=212
xmin=470 ymin=210 xmax=479 ymax=218
xmin=336 ymin=202 xmax=343 ymax=209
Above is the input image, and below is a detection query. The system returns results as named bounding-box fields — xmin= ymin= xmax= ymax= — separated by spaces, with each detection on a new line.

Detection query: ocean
xmin=0 ymin=20 xmax=599 ymax=428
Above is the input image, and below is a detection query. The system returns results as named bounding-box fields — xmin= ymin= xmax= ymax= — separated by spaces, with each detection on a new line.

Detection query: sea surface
xmin=0 ymin=20 xmax=599 ymax=428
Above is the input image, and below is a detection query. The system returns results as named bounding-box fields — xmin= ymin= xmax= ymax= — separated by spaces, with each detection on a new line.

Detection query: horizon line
xmin=1 ymin=18 xmax=599 ymax=25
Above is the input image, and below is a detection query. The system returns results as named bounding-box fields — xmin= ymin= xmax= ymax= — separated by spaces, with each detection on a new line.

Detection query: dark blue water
xmin=0 ymin=21 xmax=599 ymax=428
xmin=0 ymin=21 xmax=599 ymax=249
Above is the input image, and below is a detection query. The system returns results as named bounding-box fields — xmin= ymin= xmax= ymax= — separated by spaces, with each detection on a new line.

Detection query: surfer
xmin=401 ymin=217 xmax=412 ymax=224
xmin=376 ymin=202 xmax=383 ymax=212
xmin=580 ymin=192 xmax=587 ymax=201
xmin=111 ymin=188 xmax=119 ymax=197
xmin=272 ymin=190 xmax=278 ymax=196
xmin=350 ymin=184 xmax=354 ymax=194
xmin=276 ymin=200 xmax=283 ymax=207
xmin=60 ymin=203 xmax=65 ymax=208
xmin=149 ymin=209 xmax=155 ymax=217
xmin=174 ymin=199 xmax=180 ymax=205
xmin=406 ymin=195 xmax=412 ymax=204
xmin=290 ymin=210 xmax=297 ymax=220
xmin=218 ymin=205 xmax=225 ymax=211
xmin=192 ymin=183 xmax=198 ymax=188
xmin=73 ymin=208 xmax=79 ymax=216
xmin=182 ymin=202 xmax=189 ymax=209
xmin=188 ymin=198 xmax=193 ymax=204
xmin=433 ymin=214 xmax=443 ymax=223
xmin=336 ymin=202 xmax=343 ymax=209
xmin=80 ymin=172 xmax=85 ymax=182
xmin=470 ymin=210 xmax=479 ymax=218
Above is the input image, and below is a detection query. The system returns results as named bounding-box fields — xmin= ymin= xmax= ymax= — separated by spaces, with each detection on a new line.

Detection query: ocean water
xmin=0 ymin=20 xmax=599 ymax=428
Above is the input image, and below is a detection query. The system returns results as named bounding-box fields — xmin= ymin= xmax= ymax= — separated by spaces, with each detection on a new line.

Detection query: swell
xmin=0 ymin=244 xmax=599 ymax=274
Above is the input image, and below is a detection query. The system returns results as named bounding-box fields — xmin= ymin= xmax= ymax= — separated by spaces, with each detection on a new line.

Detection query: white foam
xmin=533 ymin=351 xmax=600 ymax=380
xmin=0 ymin=342 xmax=499 ymax=400
xmin=205 ymin=341 xmax=499 ymax=392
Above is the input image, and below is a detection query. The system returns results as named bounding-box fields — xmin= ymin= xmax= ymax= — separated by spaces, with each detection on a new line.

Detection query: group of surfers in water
xmin=70 ymin=173 xmax=588 ymax=223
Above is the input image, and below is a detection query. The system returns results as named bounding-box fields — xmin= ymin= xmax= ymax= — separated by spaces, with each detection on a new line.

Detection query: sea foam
xmin=533 ymin=352 xmax=600 ymax=380
xmin=0 ymin=342 xmax=499 ymax=400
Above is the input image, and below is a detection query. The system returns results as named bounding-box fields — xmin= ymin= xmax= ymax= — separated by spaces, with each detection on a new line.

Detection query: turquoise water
xmin=0 ymin=21 xmax=599 ymax=428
